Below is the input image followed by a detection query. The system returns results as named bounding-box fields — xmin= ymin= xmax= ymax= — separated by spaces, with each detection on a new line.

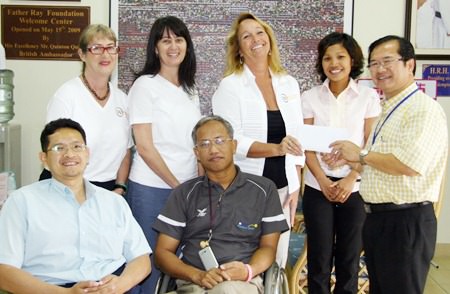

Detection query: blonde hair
xmin=224 ymin=13 xmax=285 ymax=77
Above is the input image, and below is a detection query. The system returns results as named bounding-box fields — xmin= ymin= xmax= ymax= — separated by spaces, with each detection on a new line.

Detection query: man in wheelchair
xmin=153 ymin=116 xmax=289 ymax=293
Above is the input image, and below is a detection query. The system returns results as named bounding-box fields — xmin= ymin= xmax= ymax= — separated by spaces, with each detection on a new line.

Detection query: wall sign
xmin=357 ymin=78 xmax=438 ymax=99
xmin=1 ymin=5 xmax=90 ymax=61
xmin=422 ymin=65 xmax=450 ymax=97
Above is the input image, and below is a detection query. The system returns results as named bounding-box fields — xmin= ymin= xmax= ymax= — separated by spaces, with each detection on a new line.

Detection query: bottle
xmin=0 ymin=69 xmax=14 ymax=123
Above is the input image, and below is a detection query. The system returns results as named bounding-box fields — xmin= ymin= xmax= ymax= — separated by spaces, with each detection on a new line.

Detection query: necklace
xmin=81 ymin=73 xmax=110 ymax=101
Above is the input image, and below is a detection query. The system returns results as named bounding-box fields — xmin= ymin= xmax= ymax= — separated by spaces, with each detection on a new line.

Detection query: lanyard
xmin=371 ymin=88 xmax=419 ymax=145
xmin=206 ymin=182 xmax=225 ymax=243
xmin=205 ymin=174 xmax=237 ymax=244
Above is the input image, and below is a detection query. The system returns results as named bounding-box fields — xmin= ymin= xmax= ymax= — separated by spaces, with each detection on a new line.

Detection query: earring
xmin=268 ymin=50 xmax=272 ymax=56
xmin=239 ymin=56 xmax=243 ymax=65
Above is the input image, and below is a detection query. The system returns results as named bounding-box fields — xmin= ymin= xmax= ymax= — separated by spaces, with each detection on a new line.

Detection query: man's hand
xmin=76 ymin=275 xmax=125 ymax=293
xmin=329 ymin=141 xmax=361 ymax=163
xmin=321 ymin=152 xmax=347 ymax=169
xmin=219 ymin=261 xmax=248 ymax=281
xmin=70 ymin=280 xmax=103 ymax=293
xmin=191 ymin=268 xmax=229 ymax=289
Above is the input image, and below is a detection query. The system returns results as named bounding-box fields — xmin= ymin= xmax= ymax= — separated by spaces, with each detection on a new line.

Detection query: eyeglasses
xmin=368 ymin=58 xmax=403 ymax=69
xmin=196 ymin=137 xmax=233 ymax=149
xmin=87 ymin=45 xmax=120 ymax=55
xmin=47 ymin=143 xmax=87 ymax=153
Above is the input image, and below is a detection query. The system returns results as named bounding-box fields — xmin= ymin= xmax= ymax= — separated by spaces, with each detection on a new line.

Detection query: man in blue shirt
xmin=0 ymin=118 xmax=151 ymax=293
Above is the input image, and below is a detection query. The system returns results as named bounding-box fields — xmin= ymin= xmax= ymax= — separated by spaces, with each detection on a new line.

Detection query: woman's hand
xmin=278 ymin=135 xmax=303 ymax=156
xmin=283 ymin=190 xmax=299 ymax=226
xmin=330 ymin=176 xmax=357 ymax=203
xmin=316 ymin=175 xmax=337 ymax=202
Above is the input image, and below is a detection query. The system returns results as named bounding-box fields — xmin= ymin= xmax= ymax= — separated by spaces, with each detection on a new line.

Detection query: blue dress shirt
xmin=0 ymin=179 xmax=151 ymax=285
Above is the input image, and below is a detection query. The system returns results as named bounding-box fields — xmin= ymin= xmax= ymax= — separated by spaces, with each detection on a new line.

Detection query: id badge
xmin=198 ymin=246 xmax=219 ymax=270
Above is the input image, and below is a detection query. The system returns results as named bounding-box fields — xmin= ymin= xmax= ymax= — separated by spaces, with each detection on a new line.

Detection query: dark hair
xmin=368 ymin=35 xmax=416 ymax=74
xmin=316 ymin=32 xmax=364 ymax=82
xmin=40 ymin=118 xmax=86 ymax=152
xmin=191 ymin=115 xmax=234 ymax=143
xmin=136 ymin=16 xmax=196 ymax=95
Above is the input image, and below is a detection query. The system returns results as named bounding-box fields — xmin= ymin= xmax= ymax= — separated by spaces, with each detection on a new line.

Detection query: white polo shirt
xmin=128 ymin=74 xmax=202 ymax=188
xmin=47 ymin=77 xmax=132 ymax=182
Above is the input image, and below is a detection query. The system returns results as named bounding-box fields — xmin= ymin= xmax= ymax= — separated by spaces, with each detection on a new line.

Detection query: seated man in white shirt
xmin=0 ymin=118 xmax=151 ymax=293
xmin=153 ymin=116 xmax=289 ymax=293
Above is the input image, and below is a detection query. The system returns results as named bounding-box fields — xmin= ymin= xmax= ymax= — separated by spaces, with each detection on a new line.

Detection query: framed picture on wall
xmin=405 ymin=0 xmax=450 ymax=60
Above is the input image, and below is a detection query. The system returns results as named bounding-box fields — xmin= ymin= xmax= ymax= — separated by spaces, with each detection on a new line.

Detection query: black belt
xmin=328 ymin=176 xmax=361 ymax=182
xmin=436 ymin=11 xmax=441 ymax=18
xmin=364 ymin=201 xmax=432 ymax=213
xmin=58 ymin=264 xmax=125 ymax=288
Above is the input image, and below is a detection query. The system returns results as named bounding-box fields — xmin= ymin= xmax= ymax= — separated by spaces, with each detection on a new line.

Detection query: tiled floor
xmin=425 ymin=243 xmax=450 ymax=294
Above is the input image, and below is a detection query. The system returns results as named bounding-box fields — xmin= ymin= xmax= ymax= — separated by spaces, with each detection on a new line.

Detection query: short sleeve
xmin=128 ymin=76 xmax=155 ymax=125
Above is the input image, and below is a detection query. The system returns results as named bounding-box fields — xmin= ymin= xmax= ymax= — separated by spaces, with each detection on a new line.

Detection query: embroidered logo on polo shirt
xmin=236 ymin=222 xmax=258 ymax=230
xmin=116 ymin=107 xmax=127 ymax=118
xmin=196 ymin=208 xmax=207 ymax=217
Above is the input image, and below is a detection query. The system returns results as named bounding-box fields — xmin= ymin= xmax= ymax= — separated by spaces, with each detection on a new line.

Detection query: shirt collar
xmin=201 ymin=165 xmax=245 ymax=192
xmin=321 ymin=78 xmax=360 ymax=98
xmin=49 ymin=177 xmax=96 ymax=200
xmin=381 ymin=82 xmax=418 ymax=112
xmin=242 ymin=63 xmax=279 ymax=86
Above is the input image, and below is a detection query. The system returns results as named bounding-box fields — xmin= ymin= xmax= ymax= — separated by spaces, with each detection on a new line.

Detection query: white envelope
xmin=296 ymin=125 xmax=350 ymax=153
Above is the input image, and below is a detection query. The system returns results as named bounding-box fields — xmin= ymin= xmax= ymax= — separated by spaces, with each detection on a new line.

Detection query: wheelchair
xmin=155 ymin=262 xmax=289 ymax=294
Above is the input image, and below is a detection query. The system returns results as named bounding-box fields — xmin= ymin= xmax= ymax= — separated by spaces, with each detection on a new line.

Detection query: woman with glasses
xmin=126 ymin=16 xmax=202 ymax=293
xmin=301 ymin=32 xmax=380 ymax=294
xmin=43 ymin=24 xmax=131 ymax=195
xmin=212 ymin=13 xmax=304 ymax=268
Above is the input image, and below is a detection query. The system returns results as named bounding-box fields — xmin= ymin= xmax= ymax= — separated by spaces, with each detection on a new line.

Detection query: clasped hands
xmin=318 ymin=140 xmax=361 ymax=203
xmin=193 ymin=261 xmax=249 ymax=289
xmin=68 ymin=275 xmax=125 ymax=293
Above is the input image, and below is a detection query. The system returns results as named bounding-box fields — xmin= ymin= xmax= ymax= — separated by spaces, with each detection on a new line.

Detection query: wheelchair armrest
xmin=263 ymin=262 xmax=288 ymax=294
xmin=155 ymin=271 xmax=177 ymax=294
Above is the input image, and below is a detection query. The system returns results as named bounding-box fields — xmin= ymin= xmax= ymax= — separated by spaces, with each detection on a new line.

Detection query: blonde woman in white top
xmin=213 ymin=13 xmax=304 ymax=268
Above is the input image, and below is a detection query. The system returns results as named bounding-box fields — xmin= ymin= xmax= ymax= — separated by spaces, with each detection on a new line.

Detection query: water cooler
xmin=0 ymin=69 xmax=20 ymax=188
xmin=0 ymin=124 xmax=21 ymax=187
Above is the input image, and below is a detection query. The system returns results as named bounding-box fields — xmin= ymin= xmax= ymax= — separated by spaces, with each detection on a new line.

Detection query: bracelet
xmin=114 ymin=182 xmax=128 ymax=193
xmin=245 ymin=264 xmax=253 ymax=282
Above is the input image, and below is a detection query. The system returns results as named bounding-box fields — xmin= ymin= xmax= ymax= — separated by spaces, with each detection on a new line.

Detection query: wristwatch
xmin=359 ymin=149 xmax=369 ymax=165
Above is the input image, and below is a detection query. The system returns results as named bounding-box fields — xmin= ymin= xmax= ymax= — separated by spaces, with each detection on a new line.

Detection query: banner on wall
xmin=357 ymin=78 xmax=437 ymax=99
xmin=422 ymin=65 xmax=450 ymax=97
xmin=115 ymin=0 xmax=349 ymax=114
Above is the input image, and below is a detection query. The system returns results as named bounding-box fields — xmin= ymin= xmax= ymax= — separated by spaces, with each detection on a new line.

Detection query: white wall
xmin=0 ymin=0 xmax=109 ymax=188
xmin=3 ymin=0 xmax=449 ymax=242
